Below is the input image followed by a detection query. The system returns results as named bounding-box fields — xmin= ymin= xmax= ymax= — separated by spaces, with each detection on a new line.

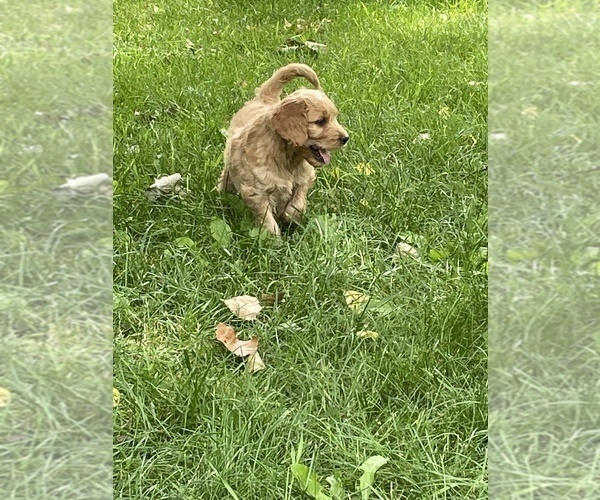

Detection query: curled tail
xmin=256 ymin=63 xmax=320 ymax=103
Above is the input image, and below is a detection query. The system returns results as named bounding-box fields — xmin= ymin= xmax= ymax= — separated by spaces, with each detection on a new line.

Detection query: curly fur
xmin=217 ymin=64 xmax=349 ymax=236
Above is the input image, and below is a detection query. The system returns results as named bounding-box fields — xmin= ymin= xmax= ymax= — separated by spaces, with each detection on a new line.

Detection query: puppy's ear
xmin=272 ymin=99 xmax=308 ymax=146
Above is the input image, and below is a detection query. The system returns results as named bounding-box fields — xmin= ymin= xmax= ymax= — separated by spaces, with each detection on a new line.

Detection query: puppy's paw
xmin=282 ymin=203 xmax=305 ymax=224
xmin=260 ymin=218 xmax=281 ymax=237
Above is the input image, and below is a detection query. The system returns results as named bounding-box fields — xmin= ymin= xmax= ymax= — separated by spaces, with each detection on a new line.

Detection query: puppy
xmin=217 ymin=63 xmax=348 ymax=236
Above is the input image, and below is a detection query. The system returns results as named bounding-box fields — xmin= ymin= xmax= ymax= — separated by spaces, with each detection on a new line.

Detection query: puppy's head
xmin=271 ymin=89 xmax=349 ymax=167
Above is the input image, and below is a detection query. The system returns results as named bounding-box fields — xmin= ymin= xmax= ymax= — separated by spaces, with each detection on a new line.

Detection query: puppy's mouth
xmin=309 ymin=145 xmax=331 ymax=165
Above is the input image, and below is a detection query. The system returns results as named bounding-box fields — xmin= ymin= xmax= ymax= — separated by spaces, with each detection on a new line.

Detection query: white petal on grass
xmin=23 ymin=144 xmax=44 ymax=154
xmin=413 ymin=132 xmax=430 ymax=143
xmin=223 ymin=295 xmax=262 ymax=320
xmin=489 ymin=132 xmax=508 ymax=142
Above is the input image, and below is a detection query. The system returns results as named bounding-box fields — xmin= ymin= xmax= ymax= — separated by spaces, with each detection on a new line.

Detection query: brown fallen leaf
xmin=216 ymin=322 xmax=259 ymax=357
xmin=246 ymin=351 xmax=266 ymax=373
xmin=223 ymin=295 xmax=262 ymax=320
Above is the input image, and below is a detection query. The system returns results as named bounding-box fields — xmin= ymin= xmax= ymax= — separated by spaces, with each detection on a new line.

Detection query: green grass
xmin=113 ymin=1 xmax=487 ymax=498
xmin=489 ymin=1 xmax=600 ymax=497
xmin=0 ymin=0 xmax=112 ymax=498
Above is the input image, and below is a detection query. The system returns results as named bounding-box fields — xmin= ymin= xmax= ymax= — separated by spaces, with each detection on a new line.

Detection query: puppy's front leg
xmin=240 ymin=187 xmax=280 ymax=236
xmin=282 ymin=184 xmax=309 ymax=224
xmin=282 ymin=162 xmax=316 ymax=224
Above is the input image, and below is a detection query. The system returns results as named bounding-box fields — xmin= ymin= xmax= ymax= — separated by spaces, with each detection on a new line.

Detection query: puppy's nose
xmin=340 ymin=135 xmax=349 ymax=145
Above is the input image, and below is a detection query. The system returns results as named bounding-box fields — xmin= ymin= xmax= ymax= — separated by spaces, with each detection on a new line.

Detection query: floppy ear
xmin=271 ymin=99 xmax=308 ymax=146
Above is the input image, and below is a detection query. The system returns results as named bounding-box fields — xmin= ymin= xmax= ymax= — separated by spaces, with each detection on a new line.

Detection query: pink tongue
xmin=320 ymin=148 xmax=331 ymax=164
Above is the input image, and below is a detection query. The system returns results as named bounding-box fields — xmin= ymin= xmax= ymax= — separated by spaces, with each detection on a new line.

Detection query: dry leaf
xmin=216 ymin=322 xmax=259 ymax=357
xmin=113 ymin=387 xmax=121 ymax=408
xmin=0 ymin=387 xmax=12 ymax=407
xmin=52 ymin=173 xmax=113 ymax=199
xmin=395 ymin=242 xmax=419 ymax=258
xmin=224 ymin=295 xmax=262 ymax=320
xmin=344 ymin=290 xmax=369 ymax=311
xmin=246 ymin=351 xmax=266 ymax=373
xmin=278 ymin=38 xmax=327 ymax=54
xmin=145 ymin=173 xmax=189 ymax=200
xmin=356 ymin=330 xmax=379 ymax=339
xmin=303 ymin=40 xmax=327 ymax=53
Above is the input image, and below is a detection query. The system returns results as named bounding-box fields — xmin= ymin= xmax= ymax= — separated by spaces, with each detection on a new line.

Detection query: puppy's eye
xmin=315 ymin=117 xmax=327 ymax=126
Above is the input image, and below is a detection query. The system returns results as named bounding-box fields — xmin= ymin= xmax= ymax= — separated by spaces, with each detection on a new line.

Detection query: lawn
xmin=113 ymin=1 xmax=487 ymax=498
xmin=0 ymin=0 xmax=112 ymax=498
xmin=489 ymin=1 xmax=600 ymax=497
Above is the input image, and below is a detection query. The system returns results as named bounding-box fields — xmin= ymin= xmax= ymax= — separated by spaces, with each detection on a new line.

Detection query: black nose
xmin=340 ymin=135 xmax=349 ymax=145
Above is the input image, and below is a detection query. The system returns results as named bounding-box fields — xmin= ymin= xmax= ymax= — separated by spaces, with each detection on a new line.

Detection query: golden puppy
xmin=217 ymin=63 xmax=349 ymax=236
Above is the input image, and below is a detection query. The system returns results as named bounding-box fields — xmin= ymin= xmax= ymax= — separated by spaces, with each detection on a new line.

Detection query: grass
xmin=0 ymin=0 xmax=112 ymax=498
xmin=489 ymin=1 xmax=600 ymax=497
xmin=113 ymin=1 xmax=487 ymax=498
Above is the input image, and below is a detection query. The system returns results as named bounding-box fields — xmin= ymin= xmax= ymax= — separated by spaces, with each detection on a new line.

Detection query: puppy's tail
xmin=255 ymin=64 xmax=320 ymax=103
